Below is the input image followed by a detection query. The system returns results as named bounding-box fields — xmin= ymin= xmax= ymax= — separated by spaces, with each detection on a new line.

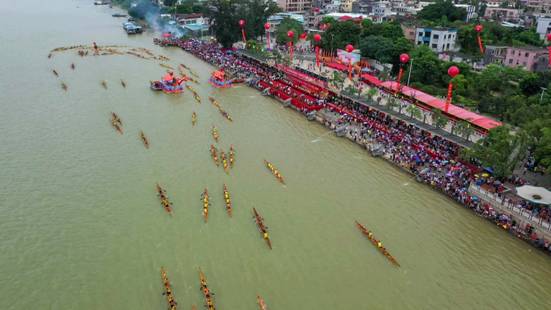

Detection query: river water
xmin=1 ymin=1 xmax=550 ymax=309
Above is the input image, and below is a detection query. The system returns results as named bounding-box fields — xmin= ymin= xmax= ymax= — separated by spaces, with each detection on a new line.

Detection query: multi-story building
xmin=276 ymin=0 xmax=312 ymax=13
xmin=526 ymin=0 xmax=551 ymax=14
xmin=415 ymin=27 xmax=458 ymax=53
xmin=339 ymin=0 xmax=356 ymax=12
xmin=352 ymin=0 xmax=375 ymax=14
xmin=305 ymin=7 xmax=324 ymax=29
xmin=536 ymin=16 xmax=551 ymax=39
xmin=483 ymin=45 xmax=508 ymax=65
xmin=503 ymin=46 xmax=549 ymax=72
xmin=484 ymin=7 xmax=521 ymax=22
xmin=401 ymin=24 xmax=417 ymax=42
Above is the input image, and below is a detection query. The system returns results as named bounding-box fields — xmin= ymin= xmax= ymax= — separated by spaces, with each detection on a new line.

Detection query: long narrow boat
xmin=257 ymin=295 xmax=268 ymax=310
xmin=355 ymin=221 xmax=400 ymax=267
xmin=229 ymin=145 xmax=235 ymax=168
xmin=199 ymin=269 xmax=216 ymax=310
xmin=220 ymin=151 xmax=229 ymax=173
xmin=263 ymin=160 xmax=284 ymax=184
xmin=139 ymin=130 xmax=149 ymax=148
xmin=160 ymin=267 xmax=178 ymax=310
xmin=210 ymin=145 xmax=219 ymax=166
xmin=192 ymin=112 xmax=197 ymax=126
xmin=223 ymin=184 xmax=232 ymax=217
xmin=194 ymin=94 xmax=201 ymax=103
xmin=253 ymin=208 xmax=272 ymax=249
xmin=211 ymin=126 xmax=219 ymax=142
xmin=201 ymin=188 xmax=209 ymax=222
xmin=156 ymin=183 xmax=173 ymax=215
xmin=111 ymin=114 xmax=123 ymax=134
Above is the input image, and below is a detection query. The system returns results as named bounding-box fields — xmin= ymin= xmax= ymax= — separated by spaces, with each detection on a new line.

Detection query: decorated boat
xmin=208 ymin=69 xmax=242 ymax=88
xmin=150 ymin=71 xmax=188 ymax=94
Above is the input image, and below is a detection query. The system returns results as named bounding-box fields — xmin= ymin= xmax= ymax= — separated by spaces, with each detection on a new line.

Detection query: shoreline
xmin=175 ymin=41 xmax=551 ymax=255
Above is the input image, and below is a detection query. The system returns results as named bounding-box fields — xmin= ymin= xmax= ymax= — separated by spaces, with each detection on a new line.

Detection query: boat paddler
xmin=263 ymin=232 xmax=269 ymax=239
xmin=377 ymin=241 xmax=383 ymax=248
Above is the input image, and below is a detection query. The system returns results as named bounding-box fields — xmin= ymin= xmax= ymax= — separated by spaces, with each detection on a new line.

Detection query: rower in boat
xmin=111 ymin=112 xmax=122 ymax=126
xmin=220 ymin=151 xmax=229 ymax=173
xmin=264 ymin=160 xmax=284 ymax=184
xmin=201 ymin=188 xmax=210 ymax=222
xmin=120 ymin=79 xmax=126 ymax=88
xmin=229 ymin=145 xmax=235 ymax=168
xmin=211 ymin=126 xmax=219 ymax=142
xmin=355 ymin=221 xmax=400 ymax=267
xmin=61 ymin=82 xmax=67 ymax=91
xmin=101 ymin=80 xmax=107 ymax=89
xmin=160 ymin=267 xmax=178 ymax=310
xmin=257 ymin=295 xmax=268 ymax=310
xmin=210 ymin=145 xmax=219 ymax=166
xmin=199 ymin=269 xmax=216 ymax=310
xmin=223 ymin=184 xmax=232 ymax=217
xmin=185 ymin=84 xmax=195 ymax=92
xmin=156 ymin=183 xmax=173 ymax=215
xmin=194 ymin=94 xmax=201 ymax=103
xmin=253 ymin=208 xmax=272 ymax=249
xmin=70 ymin=63 xmax=75 ymax=70
xmin=140 ymin=130 xmax=149 ymax=148
xmin=192 ymin=112 xmax=197 ymax=126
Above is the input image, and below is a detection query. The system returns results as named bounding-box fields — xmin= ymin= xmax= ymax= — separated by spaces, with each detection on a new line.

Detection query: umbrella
xmin=483 ymin=166 xmax=494 ymax=174
xmin=162 ymin=32 xmax=171 ymax=38
xmin=515 ymin=185 xmax=551 ymax=205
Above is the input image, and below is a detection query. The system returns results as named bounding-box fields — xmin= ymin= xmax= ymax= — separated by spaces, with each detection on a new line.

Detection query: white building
xmin=536 ymin=16 xmax=551 ymax=39
xmin=415 ymin=27 xmax=458 ymax=53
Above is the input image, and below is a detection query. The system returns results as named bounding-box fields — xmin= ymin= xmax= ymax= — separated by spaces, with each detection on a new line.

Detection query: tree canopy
xmin=275 ymin=18 xmax=304 ymax=44
xmin=417 ymin=0 xmax=467 ymax=22
xmin=320 ymin=21 xmax=361 ymax=52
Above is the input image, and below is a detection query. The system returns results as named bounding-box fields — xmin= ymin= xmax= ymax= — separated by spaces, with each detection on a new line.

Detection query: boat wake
xmin=311 ymin=131 xmax=332 ymax=143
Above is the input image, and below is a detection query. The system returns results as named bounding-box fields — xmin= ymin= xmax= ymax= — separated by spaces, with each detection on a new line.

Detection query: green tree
xmin=164 ymin=0 xmax=178 ymax=6
xmin=534 ymin=127 xmax=551 ymax=173
xmin=405 ymin=45 xmax=442 ymax=85
xmin=361 ymin=21 xmax=404 ymax=41
xmin=418 ymin=0 xmax=467 ymax=22
xmin=320 ymin=21 xmax=361 ymax=52
xmin=275 ymin=17 xmax=304 ymax=45
xmin=432 ymin=109 xmax=449 ymax=129
xmin=406 ymin=104 xmax=422 ymax=120
xmin=464 ymin=126 xmax=527 ymax=178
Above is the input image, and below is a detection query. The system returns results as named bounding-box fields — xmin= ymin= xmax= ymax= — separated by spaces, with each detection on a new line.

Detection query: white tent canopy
xmin=515 ymin=185 xmax=551 ymax=205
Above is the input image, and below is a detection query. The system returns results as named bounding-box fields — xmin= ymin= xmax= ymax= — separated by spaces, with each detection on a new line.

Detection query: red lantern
xmin=446 ymin=66 xmax=460 ymax=112
xmin=345 ymin=44 xmax=354 ymax=53
xmin=313 ymin=34 xmax=322 ymax=68
xmin=300 ymin=32 xmax=308 ymax=40
xmin=448 ymin=66 xmax=460 ymax=78
xmin=396 ymin=53 xmax=410 ymax=93
xmin=264 ymin=22 xmax=271 ymax=49
xmin=239 ymin=19 xmax=246 ymax=42
xmin=474 ymin=24 xmax=484 ymax=54
xmin=287 ymin=31 xmax=295 ymax=62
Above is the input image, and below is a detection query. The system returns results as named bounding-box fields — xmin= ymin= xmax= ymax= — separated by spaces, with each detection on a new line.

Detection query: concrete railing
xmin=468 ymin=183 xmax=551 ymax=239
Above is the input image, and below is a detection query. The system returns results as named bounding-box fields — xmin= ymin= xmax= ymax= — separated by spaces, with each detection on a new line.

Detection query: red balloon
xmin=239 ymin=19 xmax=245 ymax=27
xmin=399 ymin=53 xmax=410 ymax=64
xmin=345 ymin=44 xmax=354 ymax=53
xmin=474 ymin=24 xmax=483 ymax=33
xmin=547 ymin=33 xmax=551 ymax=41
xmin=313 ymin=34 xmax=321 ymax=42
xmin=264 ymin=22 xmax=270 ymax=30
xmin=300 ymin=32 xmax=308 ymax=40
xmin=448 ymin=66 xmax=460 ymax=78
xmin=287 ymin=30 xmax=294 ymax=38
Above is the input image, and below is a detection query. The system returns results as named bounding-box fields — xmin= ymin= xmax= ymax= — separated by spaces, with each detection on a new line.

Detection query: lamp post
xmin=264 ymin=22 xmax=271 ymax=50
xmin=406 ymin=58 xmax=413 ymax=86
xmin=287 ymin=30 xmax=295 ymax=63
xmin=475 ymin=24 xmax=484 ymax=54
xmin=313 ymin=33 xmax=322 ymax=69
xmin=239 ymin=19 xmax=246 ymax=43
xmin=346 ymin=44 xmax=354 ymax=80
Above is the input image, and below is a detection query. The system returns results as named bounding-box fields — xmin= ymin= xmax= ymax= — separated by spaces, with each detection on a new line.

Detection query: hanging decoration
xmin=239 ymin=19 xmax=246 ymax=43
xmin=396 ymin=53 xmax=410 ymax=93
xmin=264 ymin=22 xmax=271 ymax=50
xmin=345 ymin=44 xmax=354 ymax=80
xmin=313 ymin=34 xmax=322 ymax=68
xmin=446 ymin=66 xmax=460 ymax=112
xmin=475 ymin=24 xmax=484 ymax=54
xmin=287 ymin=30 xmax=295 ymax=62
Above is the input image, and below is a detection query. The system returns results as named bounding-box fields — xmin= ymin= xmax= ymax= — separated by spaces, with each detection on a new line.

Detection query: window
xmin=509 ymin=59 xmax=513 ymax=64
xmin=525 ymin=52 xmax=529 ymax=57
xmin=433 ymin=34 xmax=439 ymax=39
xmin=432 ymin=43 xmax=437 ymax=49
xmin=418 ymin=32 xmax=423 ymax=37
xmin=446 ymin=43 xmax=450 ymax=49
